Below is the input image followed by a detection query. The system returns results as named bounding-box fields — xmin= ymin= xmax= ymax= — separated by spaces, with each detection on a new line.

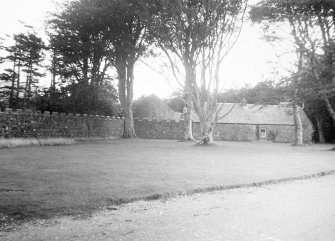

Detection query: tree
xmin=49 ymin=0 xmax=152 ymax=137
xmin=0 ymin=33 xmax=45 ymax=109
xmin=48 ymin=0 xmax=118 ymax=114
xmin=0 ymin=41 xmax=23 ymax=108
xmin=145 ymin=0 xmax=248 ymax=143
xmin=19 ymin=33 xmax=46 ymax=109
xmin=101 ymin=0 xmax=151 ymax=138
xmin=48 ymin=1 xmax=112 ymax=87
xmin=251 ymin=0 xmax=335 ymax=145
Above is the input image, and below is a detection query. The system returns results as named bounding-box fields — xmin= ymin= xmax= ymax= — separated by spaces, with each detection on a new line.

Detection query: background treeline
xmin=0 ymin=30 xmax=119 ymax=116
xmin=1 ymin=0 xmax=335 ymax=143
xmin=0 ymin=26 xmax=119 ymax=116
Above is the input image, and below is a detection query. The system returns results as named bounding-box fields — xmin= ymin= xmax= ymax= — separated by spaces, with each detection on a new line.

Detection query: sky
xmin=0 ymin=0 xmax=293 ymax=99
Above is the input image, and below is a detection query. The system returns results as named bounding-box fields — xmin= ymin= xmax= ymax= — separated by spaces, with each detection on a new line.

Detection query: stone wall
xmin=193 ymin=123 xmax=258 ymax=141
xmin=134 ymin=118 xmax=185 ymax=140
xmin=193 ymin=123 xmax=313 ymax=143
xmin=0 ymin=109 xmax=313 ymax=143
xmin=0 ymin=108 xmax=123 ymax=139
xmin=134 ymin=118 xmax=312 ymax=143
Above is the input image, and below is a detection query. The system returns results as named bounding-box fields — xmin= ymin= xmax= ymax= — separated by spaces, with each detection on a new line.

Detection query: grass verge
xmin=106 ymin=169 xmax=335 ymax=205
xmin=0 ymin=138 xmax=75 ymax=149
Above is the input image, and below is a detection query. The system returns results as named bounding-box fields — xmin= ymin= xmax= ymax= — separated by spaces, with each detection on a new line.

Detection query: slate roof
xmin=191 ymin=102 xmax=310 ymax=126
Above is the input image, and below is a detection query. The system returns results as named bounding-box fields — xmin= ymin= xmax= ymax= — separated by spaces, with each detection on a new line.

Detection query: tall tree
xmin=251 ymin=0 xmax=335 ymax=145
xmin=49 ymin=0 xmax=151 ymax=137
xmin=145 ymin=0 xmax=248 ymax=143
xmin=101 ymin=0 xmax=150 ymax=138
xmin=0 ymin=42 xmax=22 ymax=107
xmin=19 ymin=33 xmax=45 ymax=109
xmin=48 ymin=0 xmax=116 ymax=114
xmin=0 ymin=33 xmax=45 ymax=109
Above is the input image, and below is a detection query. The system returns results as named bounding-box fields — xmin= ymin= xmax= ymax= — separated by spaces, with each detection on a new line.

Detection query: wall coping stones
xmin=0 ymin=109 xmax=124 ymax=139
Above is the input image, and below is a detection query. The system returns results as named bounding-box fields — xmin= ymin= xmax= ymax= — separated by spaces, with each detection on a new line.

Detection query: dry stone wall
xmin=193 ymin=123 xmax=312 ymax=143
xmin=192 ymin=123 xmax=258 ymax=142
xmin=0 ymin=108 xmax=123 ymax=139
xmin=134 ymin=118 xmax=185 ymax=140
xmin=1 ymin=109 xmax=312 ymax=143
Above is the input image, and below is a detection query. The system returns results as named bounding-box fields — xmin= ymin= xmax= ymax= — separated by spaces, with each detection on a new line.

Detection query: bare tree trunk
xmin=83 ymin=57 xmax=89 ymax=85
xmin=16 ymin=59 xmax=21 ymax=100
xmin=315 ymin=115 xmax=326 ymax=143
xmin=123 ymin=105 xmax=136 ymax=138
xmin=50 ymin=51 xmax=57 ymax=110
xmin=184 ymin=69 xmax=195 ymax=141
xmin=292 ymin=101 xmax=303 ymax=146
xmin=117 ymin=60 xmax=136 ymax=138
xmin=27 ymin=62 xmax=33 ymax=109
xmin=9 ymin=60 xmax=16 ymax=108
xmin=324 ymin=97 xmax=335 ymax=129
xmin=23 ymin=74 xmax=29 ymax=109
xmin=199 ymin=120 xmax=214 ymax=144
xmin=184 ymin=95 xmax=194 ymax=141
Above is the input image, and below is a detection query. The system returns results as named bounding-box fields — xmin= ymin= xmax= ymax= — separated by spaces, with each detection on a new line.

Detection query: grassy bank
xmin=0 ymin=138 xmax=75 ymax=149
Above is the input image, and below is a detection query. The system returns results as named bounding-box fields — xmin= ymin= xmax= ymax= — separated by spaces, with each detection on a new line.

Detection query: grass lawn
xmin=0 ymin=139 xmax=334 ymax=225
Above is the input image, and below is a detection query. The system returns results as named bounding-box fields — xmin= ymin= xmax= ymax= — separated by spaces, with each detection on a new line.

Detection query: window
xmin=260 ymin=128 xmax=267 ymax=139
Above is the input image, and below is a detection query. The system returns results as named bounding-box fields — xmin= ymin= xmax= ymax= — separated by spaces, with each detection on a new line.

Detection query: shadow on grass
xmin=193 ymin=143 xmax=218 ymax=147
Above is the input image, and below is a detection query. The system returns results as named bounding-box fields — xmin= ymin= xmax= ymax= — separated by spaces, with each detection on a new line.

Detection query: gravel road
xmin=2 ymin=174 xmax=335 ymax=241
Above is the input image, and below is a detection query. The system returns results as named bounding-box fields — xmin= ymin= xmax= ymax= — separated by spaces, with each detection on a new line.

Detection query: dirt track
xmin=2 ymin=174 xmax=335 ymax=241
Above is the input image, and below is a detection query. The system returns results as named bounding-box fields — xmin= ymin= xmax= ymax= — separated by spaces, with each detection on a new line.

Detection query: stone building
xmin=191 ymin=102 xmax=313 ymax=143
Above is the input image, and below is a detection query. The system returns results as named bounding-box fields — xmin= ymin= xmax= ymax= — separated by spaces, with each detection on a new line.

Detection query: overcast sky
xmin=0 ymin=0 xmax=293 ymax=99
